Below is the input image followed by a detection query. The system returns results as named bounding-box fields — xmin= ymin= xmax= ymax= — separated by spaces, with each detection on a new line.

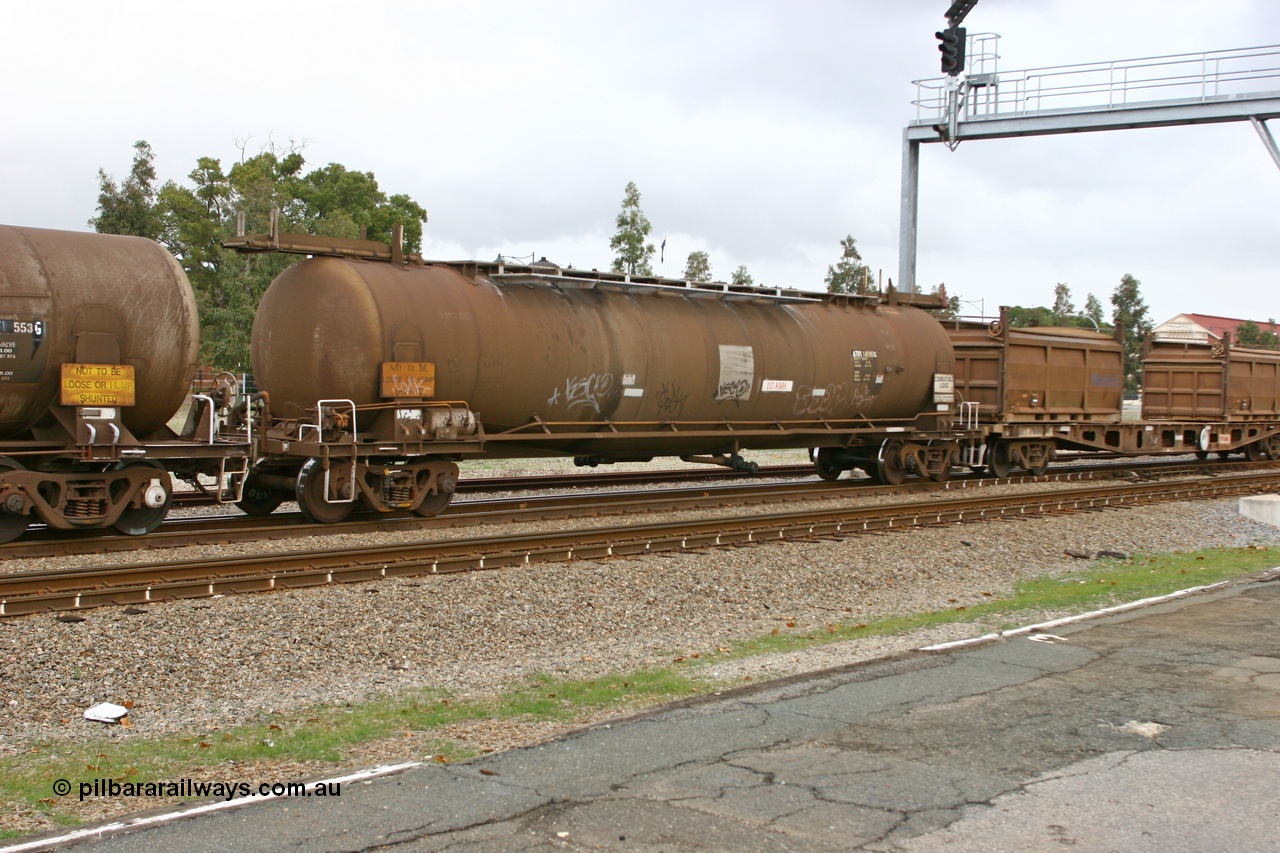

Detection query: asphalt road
xmin=24 ymin=573 xmax=1280 ymax=852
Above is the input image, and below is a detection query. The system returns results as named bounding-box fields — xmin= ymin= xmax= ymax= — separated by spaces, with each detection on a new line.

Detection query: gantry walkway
xmin=899 ymin=41 xmax=1280 ymax=293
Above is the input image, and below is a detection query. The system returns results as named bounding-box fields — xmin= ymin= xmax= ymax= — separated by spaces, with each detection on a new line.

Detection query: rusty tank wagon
xmin=0 ymin=225 xmax=250 ymax=543
xmin=7 ymin=220 xmax=1279 ymax=542
xmin=231 ymin=227 xmax=965 ymax=523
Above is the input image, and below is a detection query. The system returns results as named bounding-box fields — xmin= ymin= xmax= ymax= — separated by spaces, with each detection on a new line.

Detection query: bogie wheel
xmin=112 ymin=460 xmax=173 ymax=536
xmin=296 ymin=458 xmax=354 ymax=525
xmin=1194 ymin=450 xmax=1210 ymax=461
xmin=1026 ymin=450 xmax=1050 ymax=477
xmin=414 ymin=469 xmax=458 ymax=518
xmin=874 ymin=440 xmax=907 ymax=486
xmin=1245 ymin=441 xmax=1265 ymax=462
xmin=0 ymin=457 xmax=30 ymax=544
xmin=813 ymin=448 xmax=844 ymax=482
xmin=237 ymin=474 xmax=284 ymax=516
xmin=413 ymin=489 xmax=453 ymax=518
xmin=989 ymin=441 xmax=1013 ymax=478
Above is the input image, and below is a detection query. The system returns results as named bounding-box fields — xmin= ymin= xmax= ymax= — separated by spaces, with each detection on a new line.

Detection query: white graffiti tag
xmin=547 ymin=373 xmax=617 ymax=414
xmin=793 ymin=382 xmax=855 ymax=416
xmin=390 ymin=375 xmax=433 ymax=397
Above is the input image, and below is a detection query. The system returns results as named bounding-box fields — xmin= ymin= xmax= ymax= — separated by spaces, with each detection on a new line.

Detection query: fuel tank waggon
xmin=250 ymin=256 xmax=956 ymax=456
xmin=0 ymin=225 xmax=199 ymax=439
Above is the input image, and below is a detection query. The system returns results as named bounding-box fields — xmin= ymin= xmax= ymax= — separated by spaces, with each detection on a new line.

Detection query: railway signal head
xmin=936 ymin=26 xmax=966 ymax=76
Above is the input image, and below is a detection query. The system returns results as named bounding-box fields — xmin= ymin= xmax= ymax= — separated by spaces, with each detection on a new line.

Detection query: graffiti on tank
xmin=547 ymin=373 xmax=617 ymax=413
xmin=390 ymin=375 xmax=434 ymax=397
xmin=715 ymin=345 xmax=754 ymax=405
xmin=657 ymin=382 xmax=689 ymax=418
xmin=793 ymin=382 xmax=856 ymax=416
xmin=715 ymin=378 xmax=752 ymax=405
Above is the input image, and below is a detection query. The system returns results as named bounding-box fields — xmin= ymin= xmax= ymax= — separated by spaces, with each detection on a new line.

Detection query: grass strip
xmin=707 ymin=544 xmax=1279 ymax=661
xmin=0 ymin=669 xmax=709 ymax=835
xmin=3 ymin=544 xmax=1274 ymax=835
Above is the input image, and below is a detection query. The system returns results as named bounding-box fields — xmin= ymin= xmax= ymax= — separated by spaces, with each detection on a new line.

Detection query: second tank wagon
xmin=235 ymin=228 xmax=964 ymax=521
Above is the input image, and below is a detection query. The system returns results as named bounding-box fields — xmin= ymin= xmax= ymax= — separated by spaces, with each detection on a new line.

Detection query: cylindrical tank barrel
xmin=251 ymin=258 xmax=954 ymax=449
xmin=0 ymin=225 xmax=200 ymax=439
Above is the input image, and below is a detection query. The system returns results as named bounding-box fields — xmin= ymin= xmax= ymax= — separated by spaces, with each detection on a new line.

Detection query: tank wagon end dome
xmin=0 ymin=225 xmax=199 ymax=439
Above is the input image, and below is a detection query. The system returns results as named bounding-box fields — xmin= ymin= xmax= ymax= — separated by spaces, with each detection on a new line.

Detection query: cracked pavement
xmin=63 ymin=578 xmax=1280 ymax=852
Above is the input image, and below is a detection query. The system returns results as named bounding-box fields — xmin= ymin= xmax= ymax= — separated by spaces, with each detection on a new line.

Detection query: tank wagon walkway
xmin=47 ymin=574 xmax=1280 ymax=852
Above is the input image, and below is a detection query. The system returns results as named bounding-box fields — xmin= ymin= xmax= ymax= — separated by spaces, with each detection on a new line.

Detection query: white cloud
xmin=1 ymin=0 xmax=1276 ymax=325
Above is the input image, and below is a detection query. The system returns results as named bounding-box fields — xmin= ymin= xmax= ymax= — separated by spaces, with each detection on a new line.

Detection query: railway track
xmin=165 ymin=463 xmax=814 ymax=508
xmin=3 ymin=466 xmax=1277 ymax=618
xmin=1 ymin=457 xmax=1250 ymax=560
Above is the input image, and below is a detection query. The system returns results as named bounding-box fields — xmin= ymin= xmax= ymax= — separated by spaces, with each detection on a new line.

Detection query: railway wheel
xmin=413 ymin=469 xmax=457 ymax=518
xmin=413 ymin=489 xmax=453 ymax=518
xmin=112 ymin=460 xmax=173 ymax=536
xmin=296 ymin=458 xmax=354 ymax=525
xmin=237 ymin=474 xmax=284 ymax=516
xmin=1246 ymin=441 xmax=1266 ymax=462
xmin=989 ymin=441 xmax=1013 ymax=478
xmin=1026 ymin=450 xmax=1050 ymax=477
xmin=874 ymin=440 xmax=907 ymax=486
xmin=1194 ymin=450 xmax=1210 ymax=460
xmin=0 ymin=457 xmax=30 ymax=545
xmin=813 ymin=448 xmax=844 ymax=482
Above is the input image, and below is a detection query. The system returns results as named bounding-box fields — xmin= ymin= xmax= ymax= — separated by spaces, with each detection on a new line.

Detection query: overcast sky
xmin=3 ymin=0 xmax=1277 ymax=325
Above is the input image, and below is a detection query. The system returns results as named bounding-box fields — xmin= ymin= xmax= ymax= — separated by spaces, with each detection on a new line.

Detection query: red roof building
xmin=1152 ymin=313 xmax=1278 ymax=343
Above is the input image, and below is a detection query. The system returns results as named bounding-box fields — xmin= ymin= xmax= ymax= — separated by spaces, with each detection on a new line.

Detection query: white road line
xmin=920 ymin=567 xmax=1280 ymax=653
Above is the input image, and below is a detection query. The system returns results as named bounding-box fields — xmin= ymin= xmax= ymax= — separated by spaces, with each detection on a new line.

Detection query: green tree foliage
xmin=1006 ymin=282 xmax=1100 ymax=331
xmin=929 ymin=284 xmax=960 ymax=319
xmin=1110 ymin=273 xmax=1152 ymax=395
xmin=1050 ymin=283 xmax=1075 ymax=323
xmin=682 ymin=250 xmax=712 ymax=282
xmin=1233 ymin=320 xmax=1280 ymax=349
xmin=824 ymin=235 xmax=873 ymax=295
xmin=1084 ymin=293 xmax=1105 ymax=329
xmin=89 ymin=140 xmax=164 ymax=239
xmin=730 ymin=265 xmax=754 ymax=286
xmin=1006 ymin=305 xmax=1056 ymax=328
xmin=92 ymin=140 xmax=426 ymax=370
xmin=609 ymin=181 xmax=655 ymax=276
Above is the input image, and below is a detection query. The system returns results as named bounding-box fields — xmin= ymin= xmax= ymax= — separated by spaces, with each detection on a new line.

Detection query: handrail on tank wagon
xmin=298 ymin=399 xmax=358 ymax=445
xmin=223 ymin=221 xmax=948 ymax=311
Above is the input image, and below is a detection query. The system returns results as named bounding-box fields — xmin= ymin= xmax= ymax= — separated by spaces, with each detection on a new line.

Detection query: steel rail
xmin=168 ymin=464 xmax=813 ymax=507
xmin=3 ymin=469 xmax=1277 ymax=618
xmin=2 ymin=457 xmax=1237 ymax=560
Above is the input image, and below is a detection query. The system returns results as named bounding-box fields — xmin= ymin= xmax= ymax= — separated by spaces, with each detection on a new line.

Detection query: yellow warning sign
xmin=61 ymin=363 xmax=136 ymax=406
xmin=381 ymin=362 xmax=436 ymax=398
